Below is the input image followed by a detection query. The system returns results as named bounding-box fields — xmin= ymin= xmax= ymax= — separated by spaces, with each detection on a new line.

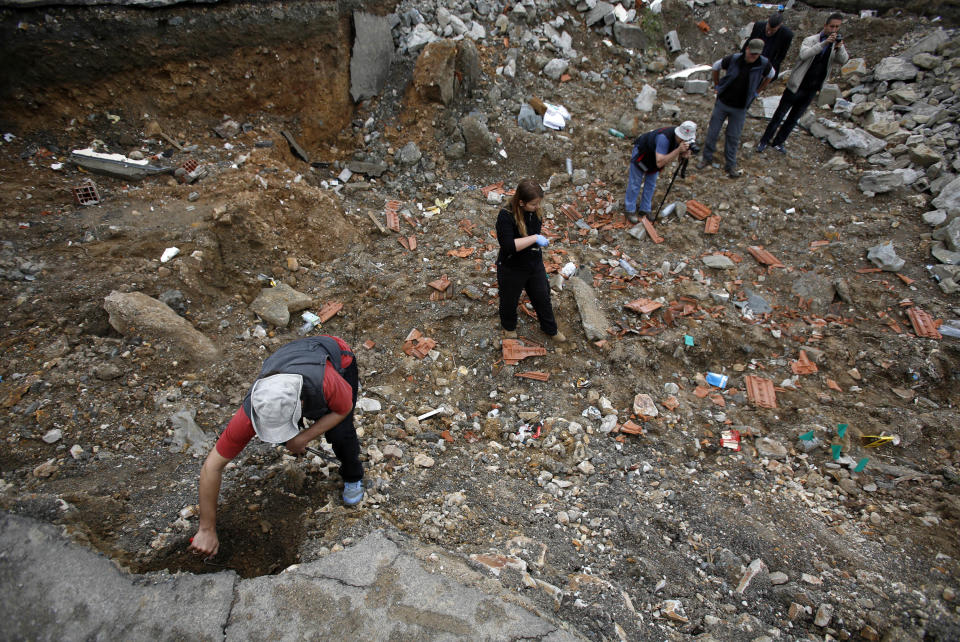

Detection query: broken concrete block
xmin=702 ymin=254 xmax=736 ymax=269
xmin=613 ymin=22 xmax=647 ymax=50
xmin=350 ymin=12 xmax=395 ymax=102
xmin=866 ymin=242 xmax=905 ymax=272
xmin=568 ymin=275 xmax=609 ymax=341
xmin=250 ymin=283 xmax=312 ymax=327
xmin=874 ymin=57 xmax=919 ymax=81
xmin=634 ymin=84 xmax=657 ymax=112
xmin=816 ymin=83 xmax=840 ymax=108
xmin=103 ymin=291 xmax=220 ymax=363
xmin=683 ymin=79 xmax=710 ymax=94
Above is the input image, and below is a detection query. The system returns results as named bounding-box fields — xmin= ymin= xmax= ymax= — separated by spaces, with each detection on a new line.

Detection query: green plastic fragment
xmin=854 ymin=457 xmax=869 ymax=472
xmin=684 ymin=335 xmax=694 ymax=346
xmin=831 ymin=444 xmax=842 ymax=460
xmin=798 ymin=430 xmax=815 ymax=441
xmin=837 ymin=423 xmax=848 ymax=438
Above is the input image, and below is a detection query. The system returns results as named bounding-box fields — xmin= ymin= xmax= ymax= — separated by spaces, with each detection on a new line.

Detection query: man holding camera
xmin=697 ymin=39 xmax=775 ymax=179
xmin=757 ymin=13 xmax=849 ymax=154
xmin=623 ymin=120 xmax=697 ymax=223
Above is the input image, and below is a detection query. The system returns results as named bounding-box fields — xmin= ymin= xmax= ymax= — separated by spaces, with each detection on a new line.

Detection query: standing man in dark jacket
xmin=741 ymin=12 xmax=794 ymax=77
xmin=188 ymin=335 xmax=363 ymax=558
xmin=697 ymin=39 xmax=775 ymax=178
xmin=757 ymin=13 xmax=849 ymax=154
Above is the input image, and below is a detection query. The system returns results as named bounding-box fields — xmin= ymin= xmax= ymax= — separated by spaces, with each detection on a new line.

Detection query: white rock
xmin=414 ymin=453 xmax=435 ymax=468
xmin=42 ymin=429 xmax=63 ymax=444
xmin=357 ymin=397 xmax=382 ymax=412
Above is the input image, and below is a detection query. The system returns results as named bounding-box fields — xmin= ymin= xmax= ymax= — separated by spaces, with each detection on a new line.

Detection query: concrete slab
xmin=0 ymin=512 xmax=236 ymax=641
xmin=351 ymin=12 xmax=395 ymax=102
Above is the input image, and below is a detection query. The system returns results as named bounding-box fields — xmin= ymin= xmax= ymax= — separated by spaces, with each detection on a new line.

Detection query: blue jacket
xmin=713 ymin=53 xmax=773 ymax=109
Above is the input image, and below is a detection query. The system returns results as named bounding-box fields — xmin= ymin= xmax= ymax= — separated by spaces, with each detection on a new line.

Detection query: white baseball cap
xmin=250 ymin=373 xmax=303 ymax=443
xmin=676 ymin=121 xmax=697 ymax=142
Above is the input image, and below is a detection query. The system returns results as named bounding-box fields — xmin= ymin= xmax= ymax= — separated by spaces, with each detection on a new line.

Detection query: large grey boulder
xmin=859 ymin=171 xmax=905 ymax=194
xmin=866 ymin=242 xmax=905 ymax=272
xmin=568 ymin=275 xmax=609 ymax=341
xmin=103 ymin=290 xmax=220 ymax=363
xmin=901 ymin=28 xmax=949 ymax=58
xmin=614 ymin=22 xmax=648 ymax=50
xmin=874 ymin=57 xmax=919 ymax=82
xmin=350 ymin=12 xmax=395 ymax=102
xmin=933 ymin=218 xmax=960 ymax=253
xmin=250 ymin=283 xmax=312 ymax=327
xmin=932 ymin=176 xmax=960 ymax=214
xmin=810 ymin=119 xmax=886 ymax=157
xmin=585 ymin=1 xmax=615 ymax=26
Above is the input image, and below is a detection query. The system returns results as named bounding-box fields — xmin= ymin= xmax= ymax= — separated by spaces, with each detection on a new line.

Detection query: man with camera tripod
xmin=756 ymin=13 xmax=849 ymax=154
xmin=623 ymin=120 xmax=697 ymax=224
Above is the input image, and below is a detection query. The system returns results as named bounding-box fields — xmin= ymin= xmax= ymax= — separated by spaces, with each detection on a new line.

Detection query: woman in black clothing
xmin=495 ymin=179 xmax=567 ymax=343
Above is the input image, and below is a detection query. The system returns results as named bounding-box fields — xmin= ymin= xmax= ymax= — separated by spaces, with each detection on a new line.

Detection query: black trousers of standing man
xmin=497 ymin=262 xmax=558 ymax=336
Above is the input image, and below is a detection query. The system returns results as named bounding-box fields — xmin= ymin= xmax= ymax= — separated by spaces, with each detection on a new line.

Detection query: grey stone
xmin=817 ymin=83 xmax=840 ymax=108
xmin=673 ymin=53 xmax=695 ymax=71
xmin=684 ymin=79 xmax=710 ymax=94
xmin=543 ymin=58 xmax=569 ymax=80
xmin=812 ymin=120 xmax=885 ymax=157
xmin=737 ymin=291 xmax=772 ymax=315
xmin=923 ymin=209 xmax=947 ymax=226
xmin=659 ymin=103 xmax=681 ymax=119
xmin=933 ymin=217 xmax=960 ymax=252
xmin=874 ymin=57 xmax=919 ymax=82
xmin=585 ymin=1 xmax=614 ymax=26
xmin=250 ymin=282 xmax=313 ymax=327
xmin=0 ymin=512 xmax=236 ymax=640
xmin=859 ymin=171 xmax=904 ymax=194
xmin=396 ymin=141 xmax=422 ymax=165
xmin=865 ymin=121 xmax=901 ymax=139
xmin=703 ymin=254 xmax=735 ymax=269
xmin=461 ymin=116 xmax=496 ymax=156
xmin=634 ymin=84 xmax=657 ymax=112
xmin=103 ymin=290 xmax=220 ymax=363
xmin=568 ymin=275 xmax=610 ymax=341
xmin=911 ymin=52 xmax=940 ymax=70
xmin=932 ymin=243 xmax=960 ymax=265
xmin=571 ymin=169 xmax=590 ymax=186
xmin=932 ymin=176 xmax=960 ymax=214
xmin=518 ymin=103 xmax=541 ymax=132
xmin=347 ymin=160 xmax=388 ymax=177
xmin=406 ymin=23 xmax=438 ymax=53
xmin=350 ymin=12 xmax=395 ymax=102
xmin=169 ymin=407 xmax=213 ymax=456
xmin=866 ymin=242 xmax=905 ymax=272
xmin=613 ymin=22 xmax=647 ymax=50
xmin=790 ymin=272 xmax=836 ymax=309
xmin=841 ymin=57 xmax=867 ymax=78
xmin=769 ymin=571 xmax=789 ymax=585
xmin=814 ymin=603 xmax=834 ymax=627
xmin=902 ymin=28 xmax=949 ymax=57
xmin=887 ymin=87 xmax=918 ymax=105
xmin=756 ymin=437 xmax=788 ymax=460
xmin=444 ymin=140 xmax=466 ymax=160
xmin=213 ymin=119 xmax=240 ymax=139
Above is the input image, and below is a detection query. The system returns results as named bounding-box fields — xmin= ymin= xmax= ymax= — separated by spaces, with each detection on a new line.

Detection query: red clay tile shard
xmin=744 ymin=375 xmax=777 ymax=408
xmin=428 ymin=275 xmax=451 ymax=292
xmin=386 ymin=210 xmax=400 ymax=232
xmin=620 ymin=420 xmax=644 ymax=435
xmin=403 ymin=331 xmax=437 ymax=359
xmin=906 ymin=306 xmax=941 ymax=339
xmin=317 ymin=301 xmax=343 ymax=323
xmin=501 ymin=339 xmax=547 ymax=365
xmin=686 ymin=200 xmax=711 ymax=220
xmin=481 ymin=181 xmax=504 ymax=198
xmin=625 ymin=298 xmax=663 ymax=315
xmin=662 ymin=396 xmax=679 ymax=411
xmin=704 ymin=215 xmax=721 ymax=234
xmin=826 ymin=379 xmax=843 ymax=392
xmin=642 ymin=217 xmax=664 ymax=243
xmin=447 ymin=247 xmax=475 ymax=258
xmin=516 ymin=371 xmax=550 ymax=381
xmin=747 ymin=246 xmax=785 ymax=268
xmin=896 ymin=273 xmax=915 ymax=285
xmin=790 ymin=350 xmax=818 ymax=375
xmin=363 ymin=339 xmax=376 ymax=349
xmin=384 ymin=200 xmax=402 ymax=212
xmin=72 ymin=180 xmax=101 ymax=206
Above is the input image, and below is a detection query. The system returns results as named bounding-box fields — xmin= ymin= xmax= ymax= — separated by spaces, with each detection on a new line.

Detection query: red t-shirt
xmin=214 ymin=336 xmax=354 ymax=459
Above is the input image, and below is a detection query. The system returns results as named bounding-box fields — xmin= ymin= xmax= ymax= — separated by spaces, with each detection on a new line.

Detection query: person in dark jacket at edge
xmin=697 ymin=39 xmax=775 ymax=179
xmin=495 ymin=179 xmax=567 ymax=344
xmin=741 ymin=12 xmax=794 ymax=77
xmin=188 ymin=335 xmax=363 ymax=557
xmin=756 ymin=12 xmax=849 ymax=155
xmin=623 ymin=120 xmax=697 ymax=224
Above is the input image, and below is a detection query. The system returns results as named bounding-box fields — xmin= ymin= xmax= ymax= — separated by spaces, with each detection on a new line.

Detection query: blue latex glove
xmin=535 ymin=234 xmax=549 ymax=247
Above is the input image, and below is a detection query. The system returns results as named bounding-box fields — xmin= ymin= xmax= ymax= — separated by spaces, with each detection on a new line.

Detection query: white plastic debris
xmin=560 ymin=262 xmax=577 ymax=278
xmin=160 ymin=247 xmax=180 ymax=263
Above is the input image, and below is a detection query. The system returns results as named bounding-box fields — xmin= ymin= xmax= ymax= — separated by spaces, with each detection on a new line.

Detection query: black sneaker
xmin=696 ymin=159 xmax=709 ymax=170
xmin=773 ymin=143 xmax=786 ymax=154
xmin=726 ymin=167 xmax=742 ymax=179
xmin=755 ymin=141 xmax=767 ymax=153
xmin=625 ymin=211 xmax=639 ymax=224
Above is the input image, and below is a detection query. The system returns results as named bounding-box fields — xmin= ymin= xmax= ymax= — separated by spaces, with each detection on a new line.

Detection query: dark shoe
xmin=772 ymin=143 xmax=786 ymax=154
xmin=625 ymin=211 xmax=639 ymax=224
xmin=696 ymin=159 xmax=709 ymax=170
xmin=755 ymin=141 xmax=767 ymax=153
xmin=726 ymin=167 xmax=741 ymax=179
xmin=640 ymin=210 xmax=655 ymax=222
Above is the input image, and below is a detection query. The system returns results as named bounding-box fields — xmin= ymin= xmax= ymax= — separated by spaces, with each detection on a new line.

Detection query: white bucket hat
xmin=676 ymin=121 xmax=697 ymax=142
xmin=250 ymin=373 xmax=304 ymax=443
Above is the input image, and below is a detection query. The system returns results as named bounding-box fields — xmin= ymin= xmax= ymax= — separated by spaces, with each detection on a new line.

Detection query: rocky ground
xmin=1 ymin=0 xmax=959 ymax=640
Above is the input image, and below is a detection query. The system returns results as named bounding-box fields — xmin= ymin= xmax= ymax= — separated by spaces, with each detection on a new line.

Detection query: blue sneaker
xmin=755 ymin=141 xmax=767 ymax=153
xmin=343 ymin=480 xmax=364 ymax=505
xmin=773 ymin=143 xmax=786 ymax=154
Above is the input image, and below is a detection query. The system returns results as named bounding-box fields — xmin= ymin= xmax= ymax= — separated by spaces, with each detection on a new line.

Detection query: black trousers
xmin=310 ymin=361 xmax=363 ymax=483
xmin=760 ymin=87 xmax=817 ymax=146
xmin=497 ymin=261 xmax=558 ymax=336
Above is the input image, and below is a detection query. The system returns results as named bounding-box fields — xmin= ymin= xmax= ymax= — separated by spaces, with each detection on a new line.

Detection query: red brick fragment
xmin=620 ymin=420 xmax=644 ymax=435
xmin=896 ymin=273 xmax=914 ymax=285
xmin=516 ymin=371 xmax=550 ymax=381
xmin=704 ymin=215 xmax=720 ymax=235
xmin=744 ymin=375 xmax=777 ymax=408
xmin=386 ymin=210 xmax=400 ymax=232
xmin=402 ymin=328 xmax=436 ymax=359
xmin=642 ymin=217 xmax=664 ymax=244
xmin=624 ymin=298 xmax=663 ymax=315
xmin=747 ymin=246 xmax=785 ymax=269
xmin=906 ymin=306 xmax=941 ymax=339
xmin=686 ymin=200 xmax=711 ymax=220
xmin=428 ymin=275 xmax=451 ymax=292
xmin=826 ymin=379 xmax=843 ymax=392
xmin=72 ymin=180 xmax=101 ymax=206
xmin=363 ymin=339 xmax=376 ymax=350
xmin=501 ymin=339 xmax=547 ymax=365
xmin=317 ymin=301 xmax=343 ymax=323
xmin=790 ymin=350 xmax=818 ymax=375
xmin=447 ymin=247 xmax=475 ymax=258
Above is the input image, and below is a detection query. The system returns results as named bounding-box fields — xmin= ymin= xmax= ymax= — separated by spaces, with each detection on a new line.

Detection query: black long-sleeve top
xmin=495 ymin=208 xmax=543 ymax=270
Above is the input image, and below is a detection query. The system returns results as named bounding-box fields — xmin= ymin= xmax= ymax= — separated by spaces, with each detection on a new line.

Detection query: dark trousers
xmin=497 ymin=261 xmax=558 ymax=336
xmin=313 ymin=361 xmax=363 ymax=482
xmin=761 ymin=87 xmax=817 ymax=146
